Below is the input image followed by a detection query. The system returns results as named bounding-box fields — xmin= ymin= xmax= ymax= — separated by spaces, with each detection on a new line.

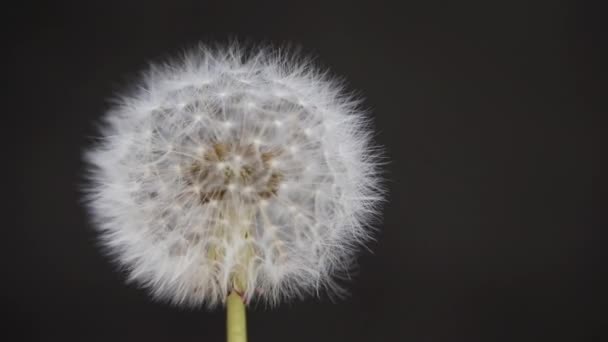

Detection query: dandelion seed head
xmin=84 ymin=43 xmax=384 ymax=308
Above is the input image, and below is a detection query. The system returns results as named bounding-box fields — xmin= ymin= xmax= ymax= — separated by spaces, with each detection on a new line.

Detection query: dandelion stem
xmin=227 ymin=291 xmax=247 ymax=342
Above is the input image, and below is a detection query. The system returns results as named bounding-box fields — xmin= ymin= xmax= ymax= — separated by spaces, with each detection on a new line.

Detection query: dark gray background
xmin=6 ymin=1 xmax=605 ymax=341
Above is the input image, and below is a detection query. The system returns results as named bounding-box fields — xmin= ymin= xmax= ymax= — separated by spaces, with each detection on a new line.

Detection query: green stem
xmin=227 ymin=291 xmax=247 ymax=342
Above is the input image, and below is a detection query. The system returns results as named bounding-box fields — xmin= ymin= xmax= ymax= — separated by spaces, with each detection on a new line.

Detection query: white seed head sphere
xmin=84 ymin=44 xmax=384 ymax=308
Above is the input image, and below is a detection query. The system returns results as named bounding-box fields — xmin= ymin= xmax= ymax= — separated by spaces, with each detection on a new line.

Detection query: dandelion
xmin=84 ymin=43 xmax=384 ymax=341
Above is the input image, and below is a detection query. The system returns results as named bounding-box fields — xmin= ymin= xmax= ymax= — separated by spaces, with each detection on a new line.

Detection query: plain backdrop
xmin=6 ymin=1 xmax=605 ymax=341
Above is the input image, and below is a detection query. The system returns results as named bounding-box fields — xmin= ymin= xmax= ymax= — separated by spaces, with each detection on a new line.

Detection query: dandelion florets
xmin=84 ymin=44 xmax=383 ymax=308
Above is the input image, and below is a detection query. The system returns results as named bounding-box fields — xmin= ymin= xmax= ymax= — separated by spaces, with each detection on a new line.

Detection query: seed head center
xmin=187 ymin=143 xmax=283 ymax=204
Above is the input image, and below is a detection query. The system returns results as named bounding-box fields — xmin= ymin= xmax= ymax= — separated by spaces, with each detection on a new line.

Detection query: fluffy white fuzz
xmin=84 ymin=44 xmax=383 ymax=308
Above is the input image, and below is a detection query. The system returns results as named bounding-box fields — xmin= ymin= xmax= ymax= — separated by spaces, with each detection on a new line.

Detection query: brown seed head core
xmin=187 ymin=142 xmax=283 ymax=205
